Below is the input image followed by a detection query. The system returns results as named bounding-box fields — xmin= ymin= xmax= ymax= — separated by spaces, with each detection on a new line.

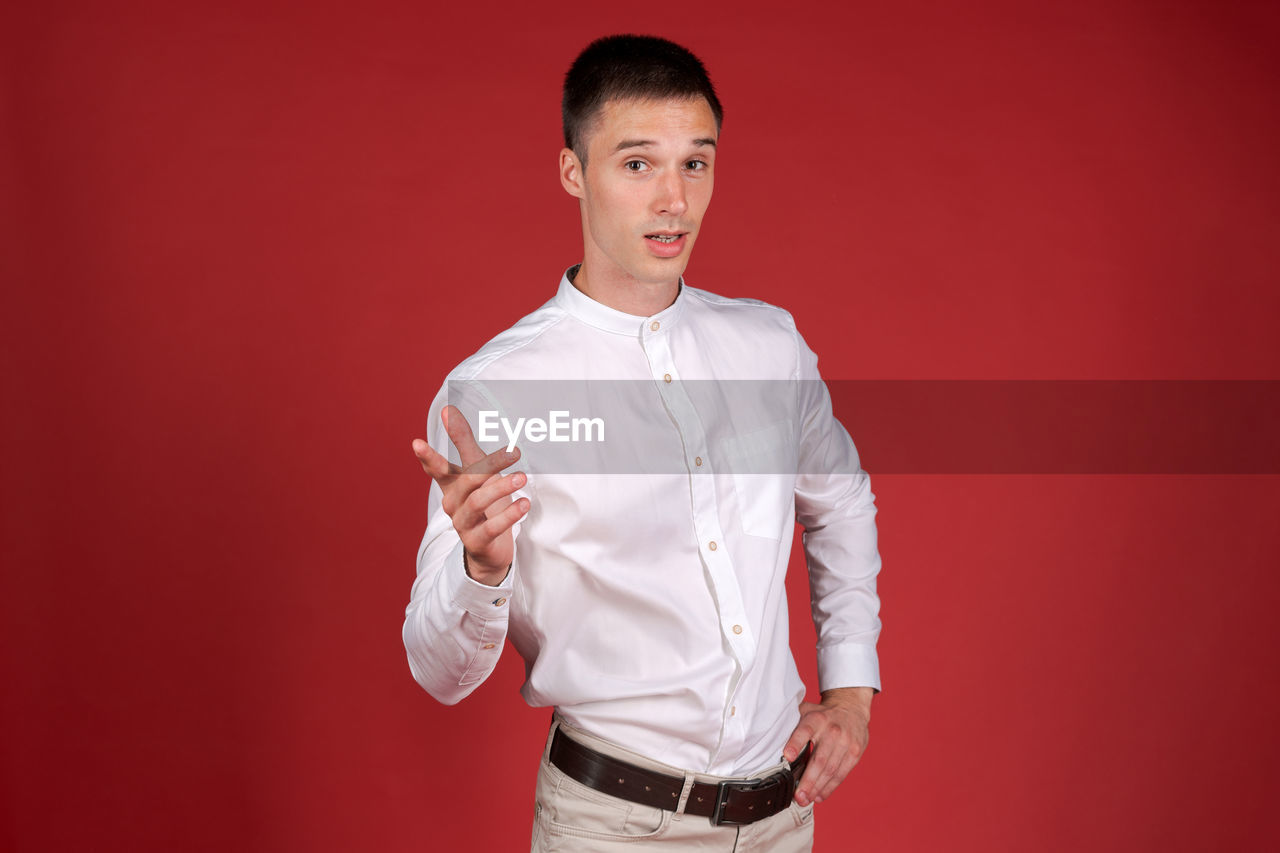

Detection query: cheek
xmin=599 ymin=192 xmax=640 ymax=237
xmin=587 ymin=200 xmax=632 ymax=252
xmin=691 ymin=181 xmax=714 ymax=216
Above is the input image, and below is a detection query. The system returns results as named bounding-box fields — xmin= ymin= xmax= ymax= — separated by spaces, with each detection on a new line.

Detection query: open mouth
xmin=644 ymin=231 xmax=688 ymax=257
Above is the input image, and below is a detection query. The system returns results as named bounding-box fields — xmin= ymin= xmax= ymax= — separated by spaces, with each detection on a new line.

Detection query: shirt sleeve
xmin=401 ymin=382 xmax=526 ymax=705
xmin=792 ymin=330 xmax=883 ymax=693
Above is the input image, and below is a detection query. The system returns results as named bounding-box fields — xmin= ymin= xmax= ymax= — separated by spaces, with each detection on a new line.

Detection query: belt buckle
xmin=711 ymin=769 xmax=792 ymax=827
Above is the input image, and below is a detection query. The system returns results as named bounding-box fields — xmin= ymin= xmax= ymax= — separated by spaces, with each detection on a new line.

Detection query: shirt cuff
xmin=444 ymin=539 xmax=515 ymax=618
xmin=816 ymin=643 xmax=881 ymax=693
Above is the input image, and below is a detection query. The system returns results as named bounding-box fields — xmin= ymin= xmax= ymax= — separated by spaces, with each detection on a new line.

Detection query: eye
xmin=624 ymin=160 xmax=648 ymax=172
xmin=685 ymin=159 xmax=708 ymax=172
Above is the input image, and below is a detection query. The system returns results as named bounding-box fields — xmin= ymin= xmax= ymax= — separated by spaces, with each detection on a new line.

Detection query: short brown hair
xmin=562 ymin=34 xmax=724 ymax=164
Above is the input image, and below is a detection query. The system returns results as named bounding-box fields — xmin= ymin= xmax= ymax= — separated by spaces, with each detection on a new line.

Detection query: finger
xmin=795 ymin=742 xmax=830 ymax=805
xmin=804 ymin=737 xmax=842 ymax=803
xmin=442 ymin=447 xmax=522 ymax=517
xmin=461 ymin=496 xmax=531 ymax=553
xmin=441 ymin=405 xmax=489 ymax=468
xmin=412 ymin=438 xmax=457 ymax=481
xmin=462 ymin=444 xmax=523 ymax=482
xmin=815 ymin=752 xmax=856 ymax=802
xmin=472 ymin=470 xmax=526 ymax=515
xmin=783 ymin=705 xmax=821 ymax=762
xmin=477 ymin=496 xmax=531 ymax=540
xmin=453 ymin=471 xmax=526 ymax=531
xmin=454 ymin=447 xmax=522 ymax=508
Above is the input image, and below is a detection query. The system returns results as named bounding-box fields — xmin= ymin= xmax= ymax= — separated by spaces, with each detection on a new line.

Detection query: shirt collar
xmin=554 ymin=265 xmax=687 ymax=336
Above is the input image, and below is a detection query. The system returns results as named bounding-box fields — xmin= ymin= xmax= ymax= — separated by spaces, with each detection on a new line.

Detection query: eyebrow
xmin=613 ymin=138 xmax=718 ymax=153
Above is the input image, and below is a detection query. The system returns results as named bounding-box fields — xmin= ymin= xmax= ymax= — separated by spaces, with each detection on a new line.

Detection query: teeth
xmin=649 ymin=235 xmax=679 ymax=243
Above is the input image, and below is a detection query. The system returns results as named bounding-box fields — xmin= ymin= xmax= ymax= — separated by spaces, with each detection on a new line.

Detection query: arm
xmin=402 ymin=392 xmax=531 ymax=705
xmin=784 ymin=330 xmax=883 ymax=804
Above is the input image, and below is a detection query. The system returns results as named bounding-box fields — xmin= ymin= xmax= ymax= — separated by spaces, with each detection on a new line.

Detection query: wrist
xmin=820 ymin=686 xmax=874 ymax=719
xmin=463 ymin=549 xmax=511 ymax=587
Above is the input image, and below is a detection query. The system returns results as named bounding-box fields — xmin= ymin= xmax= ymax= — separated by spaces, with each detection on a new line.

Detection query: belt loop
xmin=672 ymin=773 xmax=696 ymax=820
xmin=543 ymin=715 xmax=562 ymax=764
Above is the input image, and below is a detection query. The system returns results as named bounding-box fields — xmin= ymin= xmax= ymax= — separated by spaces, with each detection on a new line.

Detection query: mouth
xmin=643 ymin=231 xmax=688 ymax=258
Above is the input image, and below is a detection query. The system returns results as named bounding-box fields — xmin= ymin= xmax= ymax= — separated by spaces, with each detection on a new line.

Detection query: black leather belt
xmin=548 ymin=726 xmax=811 ymax=827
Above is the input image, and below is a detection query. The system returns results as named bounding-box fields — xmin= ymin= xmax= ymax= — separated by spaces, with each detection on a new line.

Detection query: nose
xmin=655 ymin=170 xmax=688 ymax=217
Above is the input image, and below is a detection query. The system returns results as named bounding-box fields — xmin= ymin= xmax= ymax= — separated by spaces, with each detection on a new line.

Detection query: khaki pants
xmin=531 ymin=716 xmax=815 ymax=852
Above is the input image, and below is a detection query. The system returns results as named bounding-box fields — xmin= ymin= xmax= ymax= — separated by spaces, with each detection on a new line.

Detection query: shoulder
xmin=683 ymin=283 xmax=802 ymax=343
xmin=683 ymin=285 xmax=799 ymax=331
xmin=446 ymin=297 xmax=571 ymax=382
xmin=680 ymin=284 xmax=807 ymax=378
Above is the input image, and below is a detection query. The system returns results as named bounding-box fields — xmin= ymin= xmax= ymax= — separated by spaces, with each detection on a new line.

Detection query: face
xmin=560 ymin=96 xmax=718 ymax=290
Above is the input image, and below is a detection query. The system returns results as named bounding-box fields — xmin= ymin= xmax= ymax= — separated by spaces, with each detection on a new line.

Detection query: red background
xmin=3 ymin=1 xmax=1279 ymax=850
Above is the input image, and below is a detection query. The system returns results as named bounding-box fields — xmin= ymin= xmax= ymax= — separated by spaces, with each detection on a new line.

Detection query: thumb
xmin=784 ymin=714 xmax=817 ymax=762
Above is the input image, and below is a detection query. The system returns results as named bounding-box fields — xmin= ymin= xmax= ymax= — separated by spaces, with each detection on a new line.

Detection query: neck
xmin=571 ymin=261 xmax=680 ymax=317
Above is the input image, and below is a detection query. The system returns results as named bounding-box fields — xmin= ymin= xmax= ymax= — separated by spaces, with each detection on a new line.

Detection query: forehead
xmin=584 ymin=96 xmax=719 ymax=152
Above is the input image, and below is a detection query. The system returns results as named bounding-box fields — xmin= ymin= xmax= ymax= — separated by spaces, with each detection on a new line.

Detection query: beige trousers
xmin=531 ymin=716 xmax=815 ymax=852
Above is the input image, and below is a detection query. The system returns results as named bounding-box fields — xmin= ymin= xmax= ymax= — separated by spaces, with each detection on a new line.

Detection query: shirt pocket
xmin=717 ymin=421 xmax=797 ymax=540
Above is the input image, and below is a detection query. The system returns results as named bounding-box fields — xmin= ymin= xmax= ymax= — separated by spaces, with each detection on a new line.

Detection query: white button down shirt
xmin=403 ymin=269 xmax=882 ymax=776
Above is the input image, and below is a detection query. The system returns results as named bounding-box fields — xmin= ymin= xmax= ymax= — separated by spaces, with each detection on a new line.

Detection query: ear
xmin=559 ymin=148 xmax=585 ymax=199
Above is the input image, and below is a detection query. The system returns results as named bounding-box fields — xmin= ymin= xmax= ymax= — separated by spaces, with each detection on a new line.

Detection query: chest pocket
xmin=716 ymin=421 xmax=796 ymax=540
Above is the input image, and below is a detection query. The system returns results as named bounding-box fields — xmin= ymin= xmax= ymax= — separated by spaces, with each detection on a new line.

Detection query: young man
xmin=404 ymin=35 xmax=882 ymax=851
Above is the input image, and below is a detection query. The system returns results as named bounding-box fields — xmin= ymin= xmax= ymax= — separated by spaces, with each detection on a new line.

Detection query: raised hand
xmin=412 ymin=405 xmax=530 ymax=586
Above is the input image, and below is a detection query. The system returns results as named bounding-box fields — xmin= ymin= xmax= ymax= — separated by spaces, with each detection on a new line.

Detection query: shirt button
xmin=731 ymin=706 xmax=737 ymax=716
xmin=650 ymin=320 xmax=660 ymax=331
xmin=664 ymin=373 xmax=672 ymax=383
xmin=732 ymin=624 xmax=743 ymax=635
xmin=493 ymin=597 xmax=507 ymax=607
xmin=482 ymin=643 xmax=496 ymax=650
xmin=708 ymin=541 xmax=717 ymax=551
xmin=695 ymin=456 xmax=703 ymax=467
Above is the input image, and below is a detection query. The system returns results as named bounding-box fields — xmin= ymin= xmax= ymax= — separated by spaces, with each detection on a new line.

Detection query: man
xmin=404 ymin=34 xmax=882 ymax=851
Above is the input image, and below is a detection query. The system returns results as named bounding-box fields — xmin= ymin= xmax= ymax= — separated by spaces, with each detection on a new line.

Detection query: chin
xmin=636 ymin=266 xmax=687 ymax=287
xmin=641 ymin=255 xmax=692 ymax=280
